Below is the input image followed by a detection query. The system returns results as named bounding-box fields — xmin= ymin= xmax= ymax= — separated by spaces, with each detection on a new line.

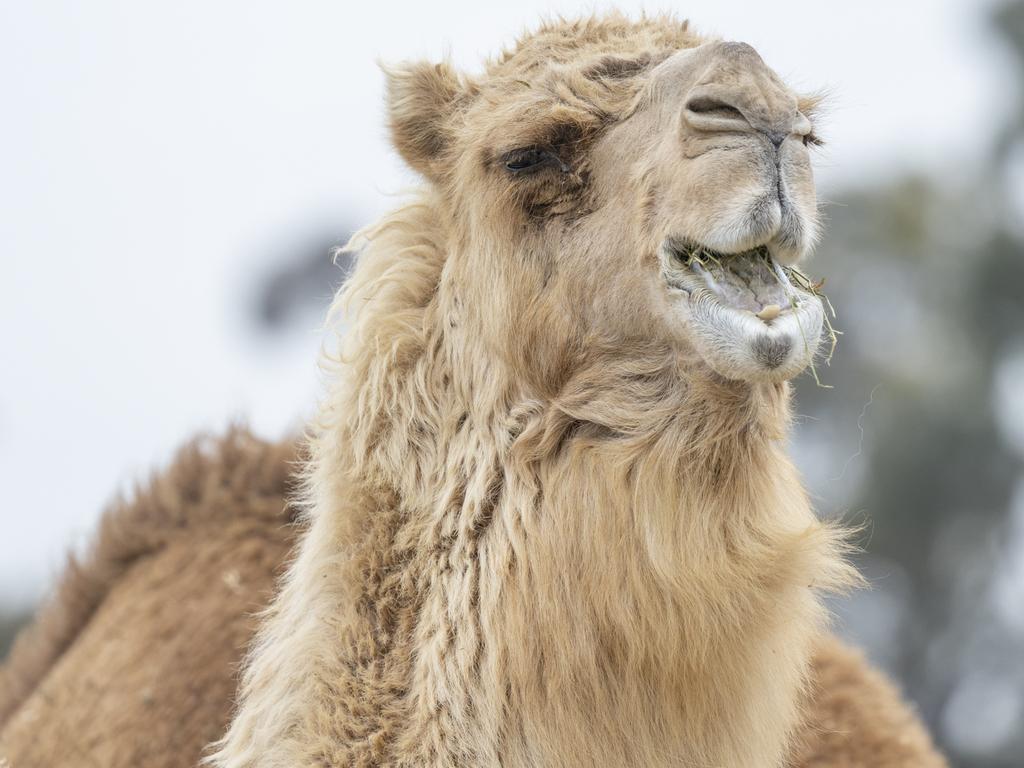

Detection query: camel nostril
xmin=683 ymin=92 xmax=795 ymax=149
xmin=684 ymin=95 xmax=746 ymax=122
xmin=682 ymin=91 xmax=755 ymax=136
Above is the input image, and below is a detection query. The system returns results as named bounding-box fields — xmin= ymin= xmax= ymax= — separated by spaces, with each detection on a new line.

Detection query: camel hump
xmin=0 ymin=428 xmax=302 ymax=767
xmin=792 ymin=636 xmax=949 ymax=767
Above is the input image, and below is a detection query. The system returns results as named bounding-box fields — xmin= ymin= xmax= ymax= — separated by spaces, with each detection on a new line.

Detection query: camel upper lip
xmin=660 ymin=239 xmax=814 ymax=322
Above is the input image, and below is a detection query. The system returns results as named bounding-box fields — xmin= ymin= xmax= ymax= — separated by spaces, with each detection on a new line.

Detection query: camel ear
xmin=384 ymin=60 xmax=464 ymax=179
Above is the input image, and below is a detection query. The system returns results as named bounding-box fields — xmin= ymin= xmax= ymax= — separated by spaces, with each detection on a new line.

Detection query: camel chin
xmin=660 ymin=240 xmax=825 ymax=382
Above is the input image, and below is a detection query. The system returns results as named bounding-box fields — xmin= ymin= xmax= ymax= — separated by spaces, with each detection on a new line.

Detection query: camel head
xmin=385 ymin=17 xmax=825 ymax=392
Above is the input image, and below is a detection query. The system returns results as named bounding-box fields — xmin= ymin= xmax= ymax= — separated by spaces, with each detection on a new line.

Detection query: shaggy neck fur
xmin=210 ymin=194 xmax=853 ymax=768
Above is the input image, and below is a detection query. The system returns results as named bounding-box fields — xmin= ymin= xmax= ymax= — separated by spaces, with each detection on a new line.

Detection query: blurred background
xmin=1 ymin=1 xmax=1022 ymax=765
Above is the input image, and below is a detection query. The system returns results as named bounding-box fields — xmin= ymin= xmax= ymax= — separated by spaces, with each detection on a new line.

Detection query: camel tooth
xmin=756 ymin=304 xmax=781 ymax=321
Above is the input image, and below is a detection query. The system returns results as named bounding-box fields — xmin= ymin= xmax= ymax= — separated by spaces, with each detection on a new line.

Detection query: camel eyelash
xmin=501 ymin=147 xmax=570 ymax=175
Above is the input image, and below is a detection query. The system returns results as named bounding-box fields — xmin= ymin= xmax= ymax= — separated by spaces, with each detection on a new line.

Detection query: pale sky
xmin=0 ymin=0 xmax=1013 ymax=603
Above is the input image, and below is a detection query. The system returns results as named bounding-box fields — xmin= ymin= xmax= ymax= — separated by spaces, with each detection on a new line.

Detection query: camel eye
xmin=503 ymin=148 xmax=557 ymax=174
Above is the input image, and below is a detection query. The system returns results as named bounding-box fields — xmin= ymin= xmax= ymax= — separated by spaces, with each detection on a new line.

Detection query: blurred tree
xmin=252 ymin=232 xmax=353 ymax=331
xmin=792 ymin=3 xmax=1024 ymax=765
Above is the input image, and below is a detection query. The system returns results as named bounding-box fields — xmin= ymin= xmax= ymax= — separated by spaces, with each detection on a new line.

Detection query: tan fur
xmin=209 ymin=16 xmax=887 ymax=767
xmin=0 ymin=432 xmax=945 ymax=767
xmin=1 ymin=15 xmax=948 ymax=767
xmin=795 ymin=640 xmax=946 ymax=767
xmin=0 ymin=430 xmax=298 ymax=767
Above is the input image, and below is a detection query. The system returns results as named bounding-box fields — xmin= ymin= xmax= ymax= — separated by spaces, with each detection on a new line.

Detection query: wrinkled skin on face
xmin=388 ymin=18 xmax=825 ymax=391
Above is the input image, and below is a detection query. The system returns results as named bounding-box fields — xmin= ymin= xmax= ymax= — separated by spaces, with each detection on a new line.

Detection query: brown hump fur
xmin=0 ymin=429 xmax=300 ymax=767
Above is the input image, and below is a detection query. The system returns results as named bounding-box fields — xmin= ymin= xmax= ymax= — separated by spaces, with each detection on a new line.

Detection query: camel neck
xmin=304 ymin=365 xmax=833 ymax=766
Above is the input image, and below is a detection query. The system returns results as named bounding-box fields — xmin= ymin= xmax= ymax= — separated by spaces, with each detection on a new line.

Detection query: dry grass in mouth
xmin=784 ymin=263 xmax=842 ymax=388
xmin=677 ymin=244 xmax=842 ymax=388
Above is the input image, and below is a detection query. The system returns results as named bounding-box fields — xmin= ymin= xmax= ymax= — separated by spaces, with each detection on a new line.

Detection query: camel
xmin=0 ymin=14 xmax=947 ymax=768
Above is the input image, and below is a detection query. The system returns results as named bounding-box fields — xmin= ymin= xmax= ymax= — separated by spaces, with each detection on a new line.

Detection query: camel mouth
xmin=660 ymin=239 xmax=826 ymax=382
xmin=663 ymin=241 xmax=797 ymax=315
